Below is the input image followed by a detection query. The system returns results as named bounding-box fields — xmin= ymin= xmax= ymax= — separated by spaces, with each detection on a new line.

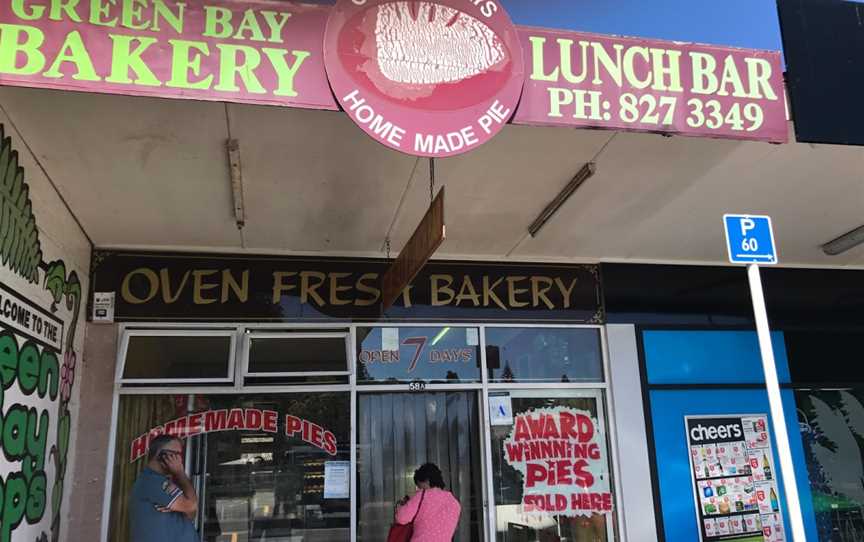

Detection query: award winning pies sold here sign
xmin=0 ymin=0 xmax=787 ymax=156
xmin=504 ymin=406 xmax=613 ymax=517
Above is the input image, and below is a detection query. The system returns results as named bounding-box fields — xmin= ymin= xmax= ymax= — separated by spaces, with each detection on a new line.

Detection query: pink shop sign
xmin=513 ymin=27 xmax=788 ymax=143
xmin=323 ymin=0 xmax=525 ymax=158
xmin=0 ymin=0 xmax=338 ymax=110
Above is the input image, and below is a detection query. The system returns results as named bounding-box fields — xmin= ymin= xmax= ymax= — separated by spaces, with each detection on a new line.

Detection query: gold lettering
xmin=506 ymin=276 xmax=529 ymax=308
xmin=400 ymin=286 xmax=413 ymax=308
xmin=355 ymin=273 xmax=380 ymax=306
xmin=159 ymin=268 xmax=190 ymax=303
xmin=221 ymin=269 xmax=249 ymax=303
xmin=530 ymin=276 xmax=555 ymax=309
xmin=430 ymin=275 xmax=455 ymax=306
xmin=482 ymin=276 xmax=507 ymax=310
xmin=192 ymin=269 xmax=218 ymax=304
xmin=121 ymin=267 xmax=158 ymax=304
xmin=554 ymin=277 xmax=579 ymax=309
xmin=271 ymin=271 xmax=297 ymax=303
xmin=329 ymin=272 xmax=352 ymax=306
xmin=300 ymin=271 xmax=326 ymax=306
xmin=454 ymin=276 xmax=480 ymax=307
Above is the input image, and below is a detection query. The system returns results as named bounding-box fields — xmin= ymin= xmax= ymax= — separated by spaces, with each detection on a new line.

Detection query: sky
xmin=501 ymin=0 xmax=784 ymax=51
xmin=308 ymin=0 xmax=785 ymax=51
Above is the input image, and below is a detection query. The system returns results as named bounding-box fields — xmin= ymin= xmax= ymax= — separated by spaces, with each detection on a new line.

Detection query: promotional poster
xmin=686 ymin=415 xmax=787 ymax=542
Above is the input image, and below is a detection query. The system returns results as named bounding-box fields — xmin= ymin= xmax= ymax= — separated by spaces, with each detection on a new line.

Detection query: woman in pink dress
xmin=395 ymin=463 xmax=461 ymax=541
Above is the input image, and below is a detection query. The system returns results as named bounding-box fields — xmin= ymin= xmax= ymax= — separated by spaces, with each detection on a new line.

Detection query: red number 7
xmin=402 ymin=337 xmax=427 ymax=373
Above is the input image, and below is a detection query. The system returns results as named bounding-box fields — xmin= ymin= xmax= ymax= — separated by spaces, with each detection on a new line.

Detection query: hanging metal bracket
xmin=227 ymin=139 xmax=246 ymax=229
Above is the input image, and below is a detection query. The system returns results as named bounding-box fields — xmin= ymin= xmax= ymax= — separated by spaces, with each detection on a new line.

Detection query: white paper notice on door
xmin=382 ymin=328 xmax=400 ymax=351
xmin=324 ymin=461 xmax=351 ymax=499
xmin=489 ymin=394 xmax=514 ymax=426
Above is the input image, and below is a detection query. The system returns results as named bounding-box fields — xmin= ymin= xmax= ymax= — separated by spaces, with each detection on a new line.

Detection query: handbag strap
xmin=410 ymin=490 xmax=427 ymax=523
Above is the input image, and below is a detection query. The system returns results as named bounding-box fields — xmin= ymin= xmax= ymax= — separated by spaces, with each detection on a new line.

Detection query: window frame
xmin=354 ymin=324 xmax=484 ymax=386
xmin=105 ymin=322 xmax=621 ymax=542
xmin=241 ymin=330 xmax=352 ymax=378
xmin=116 ymin=328 xmax=237 ymax=385
xmin=483 ymin=325 xmax=606 ymax=384
xmin=483 ymin=387 xmax=617 ymax=540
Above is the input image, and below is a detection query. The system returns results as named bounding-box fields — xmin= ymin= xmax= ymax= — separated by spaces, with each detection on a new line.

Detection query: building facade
xmin=0 ymin=1 xmax=862 ymax=541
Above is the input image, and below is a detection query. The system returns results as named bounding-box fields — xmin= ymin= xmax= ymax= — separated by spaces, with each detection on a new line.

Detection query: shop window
xmin=357 ymin=391 xmax=485 ymax=541
xmin=488 ymin=390 xmax=616 ymax=541
xmin=356 ymin=326 xmax=481 ymax=384
xmin=107 ymin=392 xmax=351 ymax=542
xmin=485 ymin=327 xmax=603 ymax=383
xmin=121 ymin=331 xmax=235 ymax=383
xmin=796 ymin=388 xmax=864 ymax=542
xmin=245 ymin=332 xmax=349 ymax=376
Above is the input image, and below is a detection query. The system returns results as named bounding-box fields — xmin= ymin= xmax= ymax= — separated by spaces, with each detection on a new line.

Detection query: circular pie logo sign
xmin=324 ymin=0 xmax=524 ymax=157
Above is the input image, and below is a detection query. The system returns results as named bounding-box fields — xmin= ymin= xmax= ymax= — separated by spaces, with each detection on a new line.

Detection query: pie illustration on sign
xmin=325 ymin=0 xmax=525 ymax=157
xmin=372 ymin=3 xmax=506 ymax=89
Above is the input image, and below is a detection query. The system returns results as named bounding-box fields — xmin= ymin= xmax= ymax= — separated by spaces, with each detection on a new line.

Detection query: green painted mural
xmin=0 ymin=123 xmax=82 ymax=542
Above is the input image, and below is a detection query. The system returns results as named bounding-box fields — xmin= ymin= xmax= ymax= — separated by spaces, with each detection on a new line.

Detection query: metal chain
xmin=385 ymin=237 xmax=391 ymax=260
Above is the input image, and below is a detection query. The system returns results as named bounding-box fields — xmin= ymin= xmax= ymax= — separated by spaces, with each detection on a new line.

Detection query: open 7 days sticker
xmin=324 ymin=0 xmax=525 ymax=157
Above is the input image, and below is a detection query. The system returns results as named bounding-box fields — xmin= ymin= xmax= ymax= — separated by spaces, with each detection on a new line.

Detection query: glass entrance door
xmin=357 ymin=391 xmax=485 ymax=541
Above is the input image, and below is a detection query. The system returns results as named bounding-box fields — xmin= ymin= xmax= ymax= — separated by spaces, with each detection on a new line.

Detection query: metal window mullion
xmin=117 ymin=384 xmax=352 ymax=395
xmin=235 ymin=325 xmax=247 ymax=390
xmin=599 ymin=325 xmax=626 ymax=541
xmin=486 ymin=382 xmax=608 ymax=390
xmin=99 ymin=390 xmax=121 ymax=542
xmin=114 ymin=325 xmax=131 ymax=385
xmin=479 ymin=325 xmax=498 ymax=542
xmin=349 ymin=324 xmax=358 ymax=542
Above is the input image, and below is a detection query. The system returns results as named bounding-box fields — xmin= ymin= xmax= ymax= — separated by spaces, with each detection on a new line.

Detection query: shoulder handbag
xmin=387 ymin=489 xmax=426 ymax=542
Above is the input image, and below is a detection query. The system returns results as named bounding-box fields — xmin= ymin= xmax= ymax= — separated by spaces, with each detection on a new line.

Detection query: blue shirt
xmin=130 ymin=467 xmax=198 ymax=542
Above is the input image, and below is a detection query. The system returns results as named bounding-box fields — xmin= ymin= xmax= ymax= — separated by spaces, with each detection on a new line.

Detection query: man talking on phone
xmin=129 ymin=434 xmax=199 ymax=542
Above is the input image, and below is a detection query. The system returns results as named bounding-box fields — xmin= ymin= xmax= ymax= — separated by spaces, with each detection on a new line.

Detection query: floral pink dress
xmin=395 ymin=488 xmax=461 ymax=542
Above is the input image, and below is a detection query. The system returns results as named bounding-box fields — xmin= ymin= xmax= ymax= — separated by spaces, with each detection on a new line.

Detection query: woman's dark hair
xmin=414 ymin=463 xmax=446 ymax=489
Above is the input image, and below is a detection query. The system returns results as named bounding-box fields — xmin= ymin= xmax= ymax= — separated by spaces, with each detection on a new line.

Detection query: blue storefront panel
xmin=642 ymin=330 xmax=818 ymax=541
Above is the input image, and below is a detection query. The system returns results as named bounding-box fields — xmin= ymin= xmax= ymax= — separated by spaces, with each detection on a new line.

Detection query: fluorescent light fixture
xmin=431 ymin=327 xmax=450 ymax=346
xmin=528 ymin=162 xmax=596 ymax=237
xmin=822 ymin=224 xmax=864 ymax=255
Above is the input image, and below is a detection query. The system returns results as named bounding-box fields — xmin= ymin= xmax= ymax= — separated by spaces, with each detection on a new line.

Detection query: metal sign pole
xmin=747 ymin=263 xmax=807 ymax=541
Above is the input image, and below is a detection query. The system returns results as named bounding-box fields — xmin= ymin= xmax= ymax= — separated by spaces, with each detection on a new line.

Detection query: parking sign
xmin=723 ymin=215 xmax=778 ymax=264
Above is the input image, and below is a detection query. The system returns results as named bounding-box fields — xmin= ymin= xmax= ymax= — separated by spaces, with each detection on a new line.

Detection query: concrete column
xmin=607 ymin=324 xmax=659 ymax=542
xmin=67 ymin=323 xmax=118 ymax=541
